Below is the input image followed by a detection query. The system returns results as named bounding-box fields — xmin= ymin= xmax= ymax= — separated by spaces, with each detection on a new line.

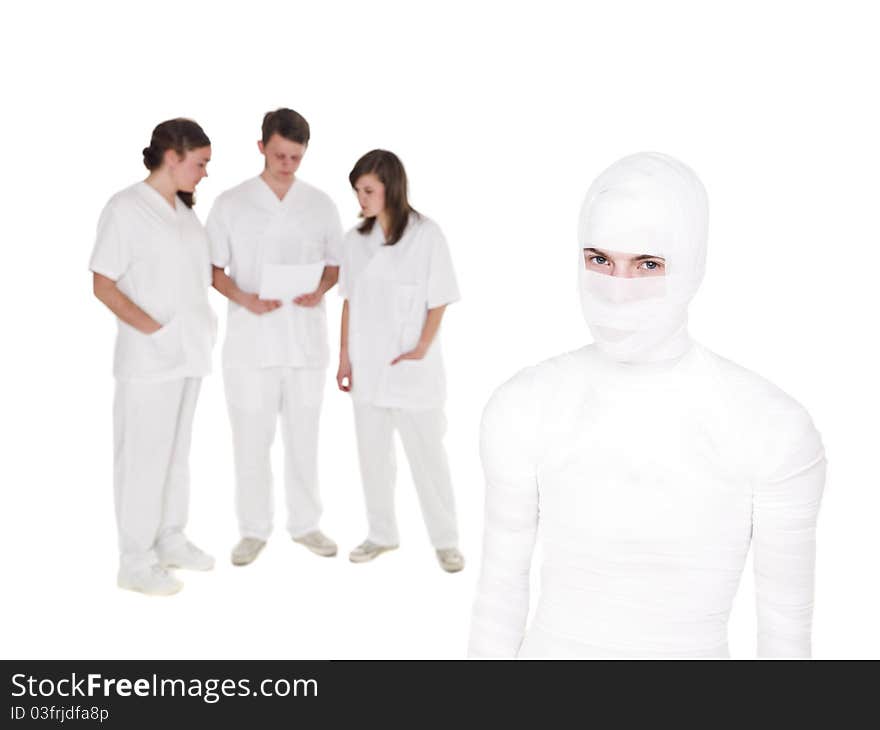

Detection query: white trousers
xmin=113 ymin=377 xmax=201 ymax=571
xmin=352 ymin=403 xmax=459 ymax=549
xmin=224 ymin=367 xmax=325 ymax=540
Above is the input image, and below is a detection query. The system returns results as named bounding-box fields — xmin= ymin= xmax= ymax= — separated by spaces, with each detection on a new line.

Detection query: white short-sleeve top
xmin=205 ymin=176 xmax=343 ymax=370
xmin=339 ymin=214 xmax=460 ymax=410
xmin=89 ymin=182 xmax=217 ymax=382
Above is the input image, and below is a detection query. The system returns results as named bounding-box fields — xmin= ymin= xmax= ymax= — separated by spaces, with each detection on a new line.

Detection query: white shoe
xmin=117 ymin=565 xmax=183 ymax=596
xmin=231 ymin=538 xmax=266 ymax=566
xmin=157 ymin=541 xmax=215 ymax=571
xmin=293 ymin=531 xmax=338 ymax=557
xmin=436 ymin=547 xmax=465 ymax=573
xmin=348 ymin=540 xmax=398 ymax=564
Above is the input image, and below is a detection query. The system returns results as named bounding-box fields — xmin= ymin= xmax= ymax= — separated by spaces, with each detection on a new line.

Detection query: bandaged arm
xmin=468 ymin=368 xmax=540 ymax=657
xmin=752 ymin=403 xmax=826 ymax=658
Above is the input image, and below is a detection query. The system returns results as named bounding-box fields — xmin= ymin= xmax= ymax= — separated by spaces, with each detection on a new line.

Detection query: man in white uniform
xmin=207 ymin=108 xmax=343 ymax=566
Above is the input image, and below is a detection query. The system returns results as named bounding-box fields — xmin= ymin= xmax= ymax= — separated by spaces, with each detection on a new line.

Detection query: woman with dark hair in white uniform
xmin=469 ymin=152 xmax=826 ymax=657
xmin=90 ymin=119 xmax=217 ymax=596
xmin=338 ymin=150 xmax=464 ymax=573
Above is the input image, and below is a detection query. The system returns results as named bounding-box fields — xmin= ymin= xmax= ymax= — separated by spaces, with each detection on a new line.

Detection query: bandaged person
xmin=469 ymin=152 xmax=826 ymax=657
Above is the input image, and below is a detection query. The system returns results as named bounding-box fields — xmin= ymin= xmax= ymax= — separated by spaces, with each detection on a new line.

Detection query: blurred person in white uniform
xmin=207 ymin=109 xmax=343 ymax=566
xmin=90 ymin=119 xmax=218 ymax=596
xmin=337 ymin=150 xmax=464 ymax=573
xmin=469 ymin=152 xmax=826 ymax=657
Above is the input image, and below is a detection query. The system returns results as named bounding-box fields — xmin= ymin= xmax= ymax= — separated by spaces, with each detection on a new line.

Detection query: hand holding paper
xmin=239 ymin=290 xmax=282 ymax=314
xmin=294 ymin=290 xmax=324 ymax=307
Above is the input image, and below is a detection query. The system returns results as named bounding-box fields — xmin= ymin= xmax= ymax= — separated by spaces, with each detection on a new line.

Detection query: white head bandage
xmin=577 ymin=152 xmax=709 ymax=362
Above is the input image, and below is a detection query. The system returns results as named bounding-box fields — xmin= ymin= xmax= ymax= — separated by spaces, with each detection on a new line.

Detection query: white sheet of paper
xmin=259 ymin=262 xmax=325 ymax=300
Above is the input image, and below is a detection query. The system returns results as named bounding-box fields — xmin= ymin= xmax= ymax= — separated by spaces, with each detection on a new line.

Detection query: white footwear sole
xmin=439 ymin=560 xmax=465 ymax=574
xmin=292 ymin=538 xmax=338 ymax=558
xmin=231 ymin=546 xmax=265 ymax=567
xmin=159 ymin=560 xmax=215 ymax=571
xmin=436 ymin=550 xmax=465 ymax=573
xmin=117 ymin=578 xmax=183 ymax=597
xmin=349 ymin=545 xmax=399 ymax=564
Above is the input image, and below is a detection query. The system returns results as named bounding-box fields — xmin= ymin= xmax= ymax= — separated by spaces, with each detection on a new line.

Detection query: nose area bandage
xmin=581 ymin=268 xmax=667 ymax=304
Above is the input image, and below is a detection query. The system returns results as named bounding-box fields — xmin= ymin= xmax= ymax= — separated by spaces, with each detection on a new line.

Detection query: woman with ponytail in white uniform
xmin=338 ymin=150 xmax=464 ymax=573
xmin=90 ymin=119 xmax=217 ymax=596
xmin=469 ymin=152 xmax=826 ymax=657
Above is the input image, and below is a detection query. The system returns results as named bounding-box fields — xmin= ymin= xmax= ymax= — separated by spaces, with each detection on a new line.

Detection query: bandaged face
xmin=577 ymin=152 xmax=708 ymax=362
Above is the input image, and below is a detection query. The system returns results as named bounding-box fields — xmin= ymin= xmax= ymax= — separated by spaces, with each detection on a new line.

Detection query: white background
xmin=1 ymin=0 xmax=877 ymax=659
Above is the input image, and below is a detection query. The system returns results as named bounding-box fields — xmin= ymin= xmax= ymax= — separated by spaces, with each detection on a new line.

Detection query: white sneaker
xmin=157 ymin=541 xmax=215 ymax=571
xmin=231 ymin=538 xmax=266 ymax=567
xmin=436 ymin=547 xmax=465 ymax=573
xmin=348 ymin=540 xmax=399 ymax=564
xmin=293 ymin=531 xmax=338 ymax=557
xmin=117 ymin=565 xmax=183 ymax=596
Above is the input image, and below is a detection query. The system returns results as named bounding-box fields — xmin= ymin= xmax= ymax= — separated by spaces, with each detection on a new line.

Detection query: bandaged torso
xmin=471 ymin=343 xmax=824 ymax=657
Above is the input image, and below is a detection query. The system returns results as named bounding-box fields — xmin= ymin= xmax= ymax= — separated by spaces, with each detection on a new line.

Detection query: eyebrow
xmin=583 ymin=247 xmax=665 ymax=262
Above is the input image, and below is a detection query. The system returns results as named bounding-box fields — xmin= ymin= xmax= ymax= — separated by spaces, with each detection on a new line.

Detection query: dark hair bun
xmin=142 ymin=145 xmax=161 ymax=170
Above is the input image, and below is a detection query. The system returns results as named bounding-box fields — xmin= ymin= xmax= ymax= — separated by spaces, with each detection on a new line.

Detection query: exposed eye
xmin=589 ymin=255 xmax=609 ymax=266
xmin=639 ymin=260 xmax=664 ymax=271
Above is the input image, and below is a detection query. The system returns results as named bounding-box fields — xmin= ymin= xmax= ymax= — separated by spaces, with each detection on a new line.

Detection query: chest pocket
xmin=395 ymin=282 xmax=424 ymax=351
xmin=301 ymin=238 xmax=324 ymax=264
xmin=267 ymin=213 xmax=323 ymax=265
xmin=178 ymin=226 xmax=211 ymax=289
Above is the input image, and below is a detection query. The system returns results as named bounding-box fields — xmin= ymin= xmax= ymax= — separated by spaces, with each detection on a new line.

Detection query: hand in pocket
xmin=391 ymin=342 xmax=428 ymax=365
